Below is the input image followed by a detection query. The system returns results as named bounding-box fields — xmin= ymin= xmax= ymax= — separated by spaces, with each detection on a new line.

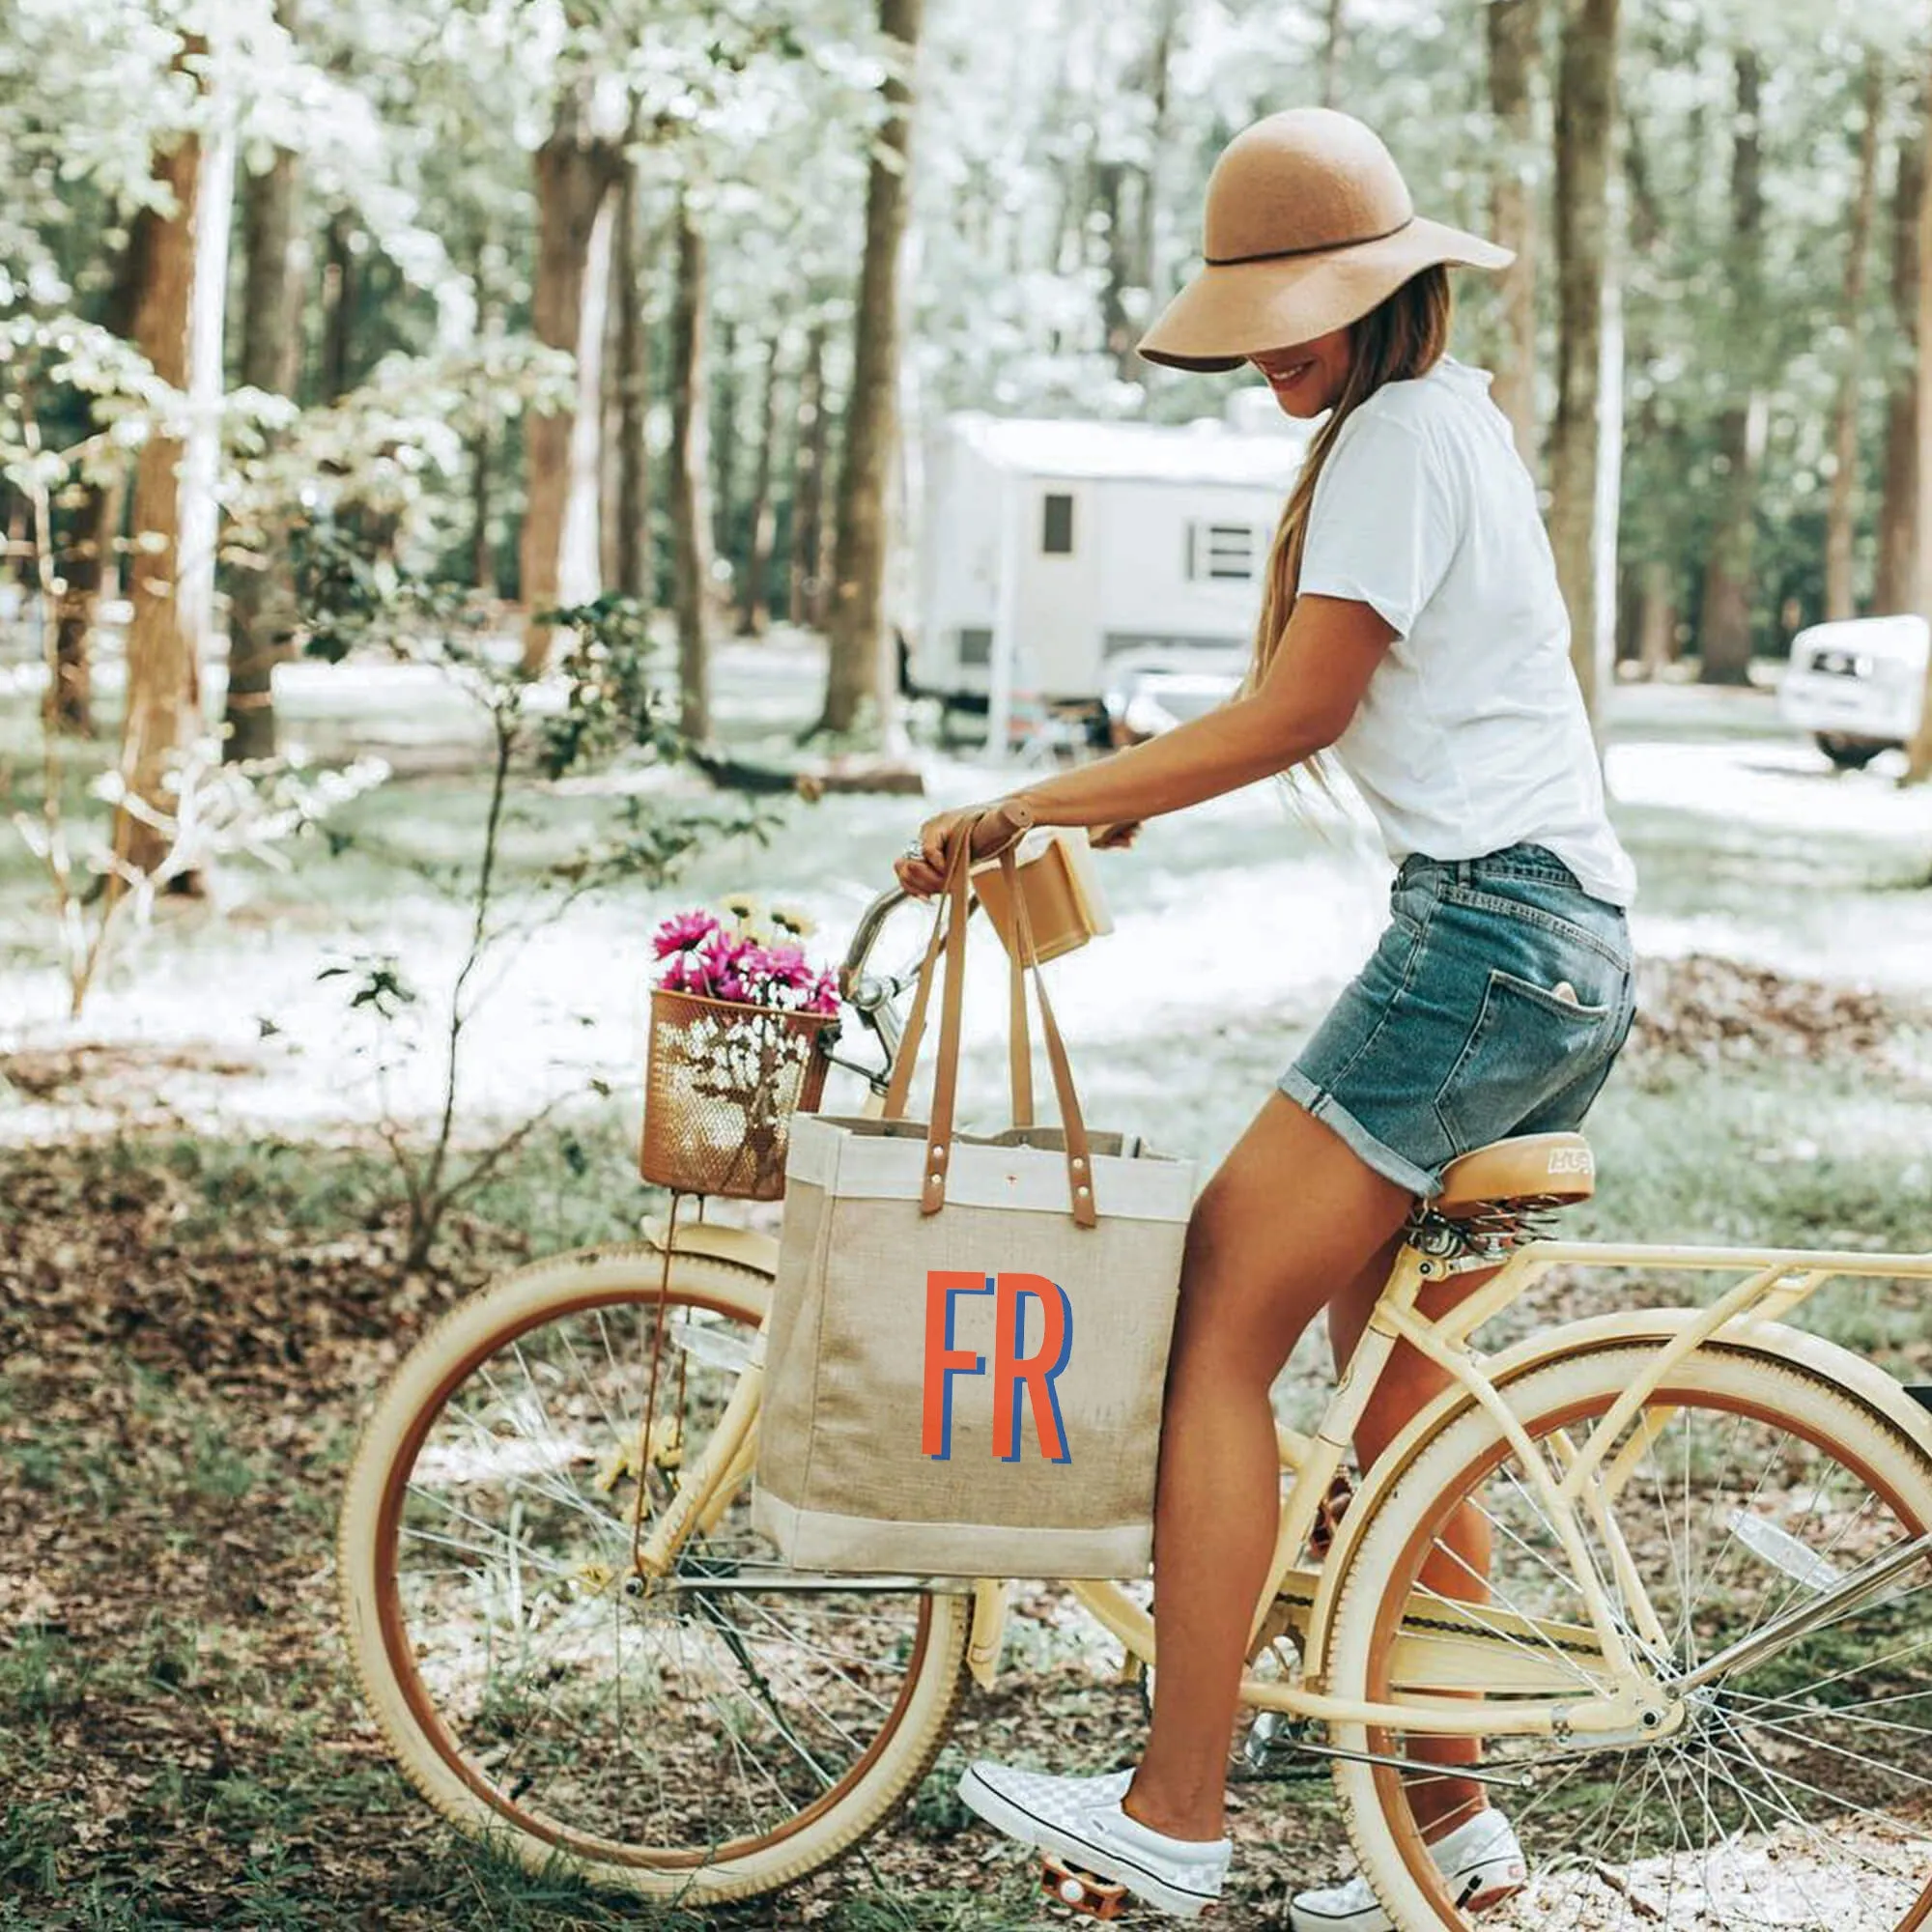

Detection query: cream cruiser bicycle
xmin=338 ymin=825 xmax=1932 ymax=1930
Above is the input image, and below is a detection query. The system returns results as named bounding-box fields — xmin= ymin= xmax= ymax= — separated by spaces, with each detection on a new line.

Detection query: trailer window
xmin=1187 ymin=522 xmax=1257 ymax=582
xmin=1041 ymin=493 xmax=1075 ymax=554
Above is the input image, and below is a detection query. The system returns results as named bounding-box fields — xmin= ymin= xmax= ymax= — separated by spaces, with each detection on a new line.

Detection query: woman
xmin=893 ymin=107 xmax=1637 ymax=1926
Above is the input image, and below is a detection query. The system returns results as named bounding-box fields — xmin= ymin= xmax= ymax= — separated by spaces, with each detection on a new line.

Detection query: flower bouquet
xmin=639 ymin=895 xmax=842 ymax=1201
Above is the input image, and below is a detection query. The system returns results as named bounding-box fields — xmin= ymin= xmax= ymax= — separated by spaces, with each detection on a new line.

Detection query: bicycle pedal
xmin=1041 ymin=1853 xmax=1129 ymax=1919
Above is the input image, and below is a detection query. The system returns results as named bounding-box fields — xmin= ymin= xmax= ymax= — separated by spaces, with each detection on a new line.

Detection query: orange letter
xmin=923 ymin=1270 xmax=993 ymax=1460
xmin=993 ymin=1272 xmax=1072 ymax=1463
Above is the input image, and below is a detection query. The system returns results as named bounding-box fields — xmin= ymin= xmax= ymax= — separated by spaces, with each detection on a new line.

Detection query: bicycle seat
xmin=1434 ymin=1132 xmax=1595 ymax=1217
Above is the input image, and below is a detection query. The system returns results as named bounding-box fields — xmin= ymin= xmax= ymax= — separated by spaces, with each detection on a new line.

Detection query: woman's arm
xmin=1016 ymin=593 xmax=1396 ymax=826
xmin=895 ymin=593 xmax=1398 ymax=896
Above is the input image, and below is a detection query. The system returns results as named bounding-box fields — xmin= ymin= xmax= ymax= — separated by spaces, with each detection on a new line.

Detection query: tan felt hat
xmin=1137 ymin=106 xmax=1514 ymax=373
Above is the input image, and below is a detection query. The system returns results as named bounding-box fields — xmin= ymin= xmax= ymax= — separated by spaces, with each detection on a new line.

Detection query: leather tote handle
xmin=882 ymin=810 xmax=1095 ymax=1227
xmin=885 ymin=802 xmax=1034 ymax=1125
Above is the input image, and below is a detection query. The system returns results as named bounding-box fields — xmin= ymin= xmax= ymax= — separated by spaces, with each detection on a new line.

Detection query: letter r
xmin=993 ymin=1272 xmax=1073 ymax=1463
xmin=922 ymin=1270 xmax=993 ymax=1461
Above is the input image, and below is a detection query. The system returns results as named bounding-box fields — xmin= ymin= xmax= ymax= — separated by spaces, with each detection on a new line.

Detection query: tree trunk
xmin=469 ymin=231 xmax=499 ymax=596
xmin=1128 ymin=0 xmax=1180 ymax=369
xmin=224 ymin=130 xmax=303 ymax=763
xmin=818 ymin=0 xmax=923 ymax=739
xmin=668 ymin=194 xmax=713 ymax=742
xmin=320 ymin=210 xmax=356 ymax=401
xmin=1907 ymin=48 xmax=1932 ymax=781
xmin=1878 ymin=127 xmax=1924 ymax=616
xmin=788 ymin=321 xmax=829 ymax=627
xmin=1548 ymin=0 xmax=1620 ymax=724
xmin=117 ymin=99 xmax=229 ymax=880
xmin=1697 ymin=51 xmax=1765 ymax=686
xmin=47 ymin=240 xmax=143 ymax=738
xmin=599 ymin=181 xmax=625 ymax=595
xmin=1321 ymin=0 xmax=1347 ymax=109
xmin=1825 ymin=54 xmax=1885 ymax=623
xmin=1488 ymin=0 xmax=1542 ymax=468
xmin=519 ymin=100 xmax=621 ymax=670
xmin=738 ymin=333 xmax=781 ymax=636
xmin=1636 ymin=557 xmax=1678 ymax=677
xmin=612 ymin=169 xmax=650 ymax=603
xmin=713 ymin=314 xmax=739 ymax=583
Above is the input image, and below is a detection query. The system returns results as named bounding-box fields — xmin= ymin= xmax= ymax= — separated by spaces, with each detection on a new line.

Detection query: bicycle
xmin=337 ymin=833 xmax=1932 ymax=1929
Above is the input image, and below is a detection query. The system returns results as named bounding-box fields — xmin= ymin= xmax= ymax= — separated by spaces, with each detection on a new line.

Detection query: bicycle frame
xmin=637 ymin=879 xmax=1932 ymax=1745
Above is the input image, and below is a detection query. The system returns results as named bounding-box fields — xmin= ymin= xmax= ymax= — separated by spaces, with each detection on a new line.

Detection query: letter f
xmin=922 ymin=1270 xmax=993 ymax=1461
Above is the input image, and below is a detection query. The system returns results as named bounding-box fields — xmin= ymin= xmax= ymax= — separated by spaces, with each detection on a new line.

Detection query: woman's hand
xmin=894 ymin=798 xmax=1034 ymax=900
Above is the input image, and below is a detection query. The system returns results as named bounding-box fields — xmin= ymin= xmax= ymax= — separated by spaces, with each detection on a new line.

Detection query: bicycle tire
xmin=336 ymin=1240 xmax=972 ymax=1904
xmin=1325 ymin=1336 xmax=1932 ymax=1931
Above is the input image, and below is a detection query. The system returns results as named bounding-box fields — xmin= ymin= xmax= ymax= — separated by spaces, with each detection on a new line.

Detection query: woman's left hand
xmin=894 ymin=800 xmax=1030 ymax=900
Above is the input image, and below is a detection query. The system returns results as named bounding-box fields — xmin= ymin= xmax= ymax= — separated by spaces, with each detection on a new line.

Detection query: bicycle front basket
xmin=639 ymin=988 xmax=838 ymax=1201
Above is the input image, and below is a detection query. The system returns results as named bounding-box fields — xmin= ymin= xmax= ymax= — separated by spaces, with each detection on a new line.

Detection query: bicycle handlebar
xmin=827 ymin=820 xmax=1131 ymax=1094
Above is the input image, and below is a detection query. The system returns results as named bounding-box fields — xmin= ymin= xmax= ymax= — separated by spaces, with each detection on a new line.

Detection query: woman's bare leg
xmin=1328 ymin=1244 xmax=1504 ymax=1838
xmin=1122 ymin=1092 xmax=1414 ymax=1841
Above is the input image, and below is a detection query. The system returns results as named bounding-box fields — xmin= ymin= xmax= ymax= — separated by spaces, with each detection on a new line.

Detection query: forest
xmin=4 ymin=0 xmax=1932 ymax=1927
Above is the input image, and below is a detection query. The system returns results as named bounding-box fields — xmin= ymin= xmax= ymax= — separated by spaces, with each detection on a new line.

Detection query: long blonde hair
xmin=1241 ymin=266 xmax=1455 ymax=700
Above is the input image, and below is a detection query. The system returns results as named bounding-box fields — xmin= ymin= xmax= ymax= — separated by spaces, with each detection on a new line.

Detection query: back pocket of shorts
xmin=1434 ymin=967 xmax=1615 ymax=1158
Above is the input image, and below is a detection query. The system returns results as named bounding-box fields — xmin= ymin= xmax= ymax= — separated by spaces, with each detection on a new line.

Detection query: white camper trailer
xmin=909 ymin=390 xmax=1312 ymax=748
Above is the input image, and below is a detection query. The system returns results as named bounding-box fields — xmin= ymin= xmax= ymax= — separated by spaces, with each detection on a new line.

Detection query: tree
xmin=1487 ymin=0 xmax=1542 ymax=467
xmin=668 ymin=189 xmax=714 ymax=743
xmin=224 ymin=17 xmax=306 ymax=765
xmin=1548 ymin=0 xmax=1621 ymax=724
xmin=789 ymin=318 xmax=831 ymax=628
xmin=116 ymin=47 xmax=236 ymax=881
xmin=1878 ymin=124 xmax=1923 ymax=616
xmin=1908 ymin=40 xmax=1932 ymax=785
xmin=606 ymin=160 xmax=651 ymax=604
xmin=518 ymin=80 xmax=626 ymax=673
xmin=1824 ymin=51 xmax=1885 ymax=623
xmin=816 ymin=0 xmax=923 ymax=741
xmin=1696 ymin=50 xmax=1766 ymax=685
xmin=738 ymin=330 xmax=782 ymax=636
xmin=46 ymin=242 xmax=142 ymax=738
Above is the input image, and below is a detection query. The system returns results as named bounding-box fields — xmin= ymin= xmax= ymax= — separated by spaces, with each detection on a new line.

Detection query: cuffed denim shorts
xmin=1278 ymin=842 xmax=1637 ymax=1200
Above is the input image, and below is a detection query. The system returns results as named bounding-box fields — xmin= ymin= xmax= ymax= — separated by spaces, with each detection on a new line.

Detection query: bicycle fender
xmin=1298 ymin=1307 xmax=1932 ymax=1685
xmin=640 ymin=1213 xmax=781 ymax=1277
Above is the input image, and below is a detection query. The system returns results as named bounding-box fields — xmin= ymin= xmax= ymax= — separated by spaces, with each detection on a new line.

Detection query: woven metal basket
xmin=639 ymin=987 xmax=838 ymax=1201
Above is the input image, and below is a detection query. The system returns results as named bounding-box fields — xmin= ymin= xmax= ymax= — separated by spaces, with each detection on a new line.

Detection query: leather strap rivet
xmin=1070 ymin=1156 xmax=1085 ymax=1170
xmin=929 ymin=1172 xmax=942 ymax=1186
xmin=929 ymin=1144 xmax=944 ymax=1160
xmin=1075 ymin=1184 xmax=1090 ymax=1199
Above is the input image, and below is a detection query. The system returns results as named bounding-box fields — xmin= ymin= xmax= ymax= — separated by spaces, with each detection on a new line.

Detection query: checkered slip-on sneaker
xmin=956 ymin=1760 xmax=1231 ymax=1919
xmin=1289 ymin=1807 xmax=1527 ymax=1931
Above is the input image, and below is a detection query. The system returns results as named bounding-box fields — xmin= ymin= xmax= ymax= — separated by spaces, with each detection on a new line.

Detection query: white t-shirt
xmin=1295 ymin=354 xmax=1637 ymax=908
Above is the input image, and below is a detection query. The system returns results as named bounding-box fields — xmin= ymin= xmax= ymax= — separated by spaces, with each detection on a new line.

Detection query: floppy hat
xmin=1137 ymin=107 xmax=1514 ymax=373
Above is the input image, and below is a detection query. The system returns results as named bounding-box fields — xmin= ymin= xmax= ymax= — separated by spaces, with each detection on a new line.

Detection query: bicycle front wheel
xmin=1326 ymin=1337 xmax=1932 ymax=1932
xmin=337 ymin=1241 xmax=972 ymax=1904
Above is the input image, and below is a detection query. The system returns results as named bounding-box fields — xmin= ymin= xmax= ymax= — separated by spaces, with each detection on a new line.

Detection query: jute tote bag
xmin=753 ymin=820 xmax=1196 ymax=1578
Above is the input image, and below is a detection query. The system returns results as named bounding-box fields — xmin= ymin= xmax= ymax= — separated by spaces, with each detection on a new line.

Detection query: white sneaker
xmin=956 ymin=1760 xmax=1232 ymax=1919
xmin=1290 ymin=1808 xmax=1527 ymax=1930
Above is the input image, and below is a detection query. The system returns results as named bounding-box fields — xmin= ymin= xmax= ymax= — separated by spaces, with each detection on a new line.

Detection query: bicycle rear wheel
xmin=1326 ymin=1337 xmax=1932 ymax=1931
xmin=337 ymin=1242 xmax=971 ymax=1904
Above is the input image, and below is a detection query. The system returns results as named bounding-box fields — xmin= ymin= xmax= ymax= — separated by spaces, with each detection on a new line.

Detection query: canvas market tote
xmin=753 ymin=818 xmax=1197 ymax=1577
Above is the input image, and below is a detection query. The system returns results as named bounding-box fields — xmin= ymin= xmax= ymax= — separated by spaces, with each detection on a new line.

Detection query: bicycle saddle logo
xmin=1547 ymin=1147 xmax=1595 ymax=1177
xmin=922 ymin=1269 xmax=1074 ymax=1463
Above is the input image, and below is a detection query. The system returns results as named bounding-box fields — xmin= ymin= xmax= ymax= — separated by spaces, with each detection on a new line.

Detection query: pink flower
xmin=759 ymin=943 xmax=813 ymax=989
xmin=653 ymin=909 xmax=720 ymax=958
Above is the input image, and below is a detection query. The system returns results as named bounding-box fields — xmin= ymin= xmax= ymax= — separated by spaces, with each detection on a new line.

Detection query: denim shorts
xmin=1278 ymin=842 xmax=1637 ymax=1199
